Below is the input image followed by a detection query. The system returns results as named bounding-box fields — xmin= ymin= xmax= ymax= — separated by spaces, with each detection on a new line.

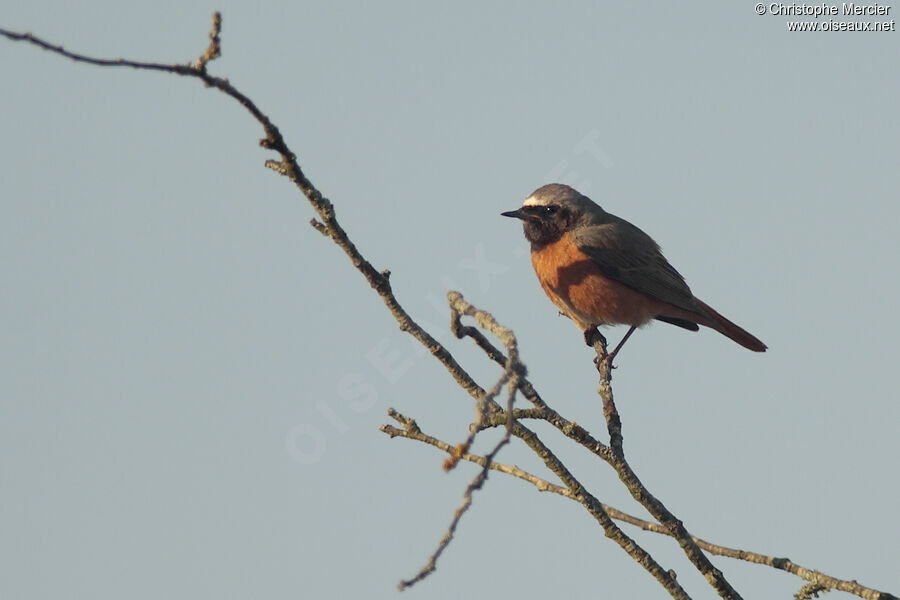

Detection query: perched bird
xmin=502 ymin=184 xmax=766 ymax=358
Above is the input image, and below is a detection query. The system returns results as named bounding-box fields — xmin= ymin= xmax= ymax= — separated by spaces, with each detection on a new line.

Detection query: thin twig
xmin=450 ymin=308 xmax=613 ymax=458
xmin=194 ymin=12 xmax=221 ymax=71
xmin=441 ymin=292 xmax=522 ymax=470
xmin=381 ymin=409 xmax=570 ymax=496
xmin=398 ymin=295 xmax=521 ymax=590
xmin=396 ymin=381 xmax=518 ymax=590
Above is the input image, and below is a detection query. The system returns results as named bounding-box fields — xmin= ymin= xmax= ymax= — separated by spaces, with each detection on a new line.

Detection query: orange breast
xmin=530 ymin=232 xmax=665 ymax=330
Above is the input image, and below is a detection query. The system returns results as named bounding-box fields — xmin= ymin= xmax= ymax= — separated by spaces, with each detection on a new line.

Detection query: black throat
xmin=523 ymin=220 xmax=564 ymax=251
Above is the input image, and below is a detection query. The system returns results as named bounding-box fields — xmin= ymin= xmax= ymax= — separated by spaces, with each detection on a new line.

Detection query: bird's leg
xmin=604 ymin=326 xmax=637 ymax=366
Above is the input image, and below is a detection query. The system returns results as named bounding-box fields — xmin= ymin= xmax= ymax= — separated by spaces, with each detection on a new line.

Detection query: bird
xmin=501 ymin=184 xmax=767 ymax=359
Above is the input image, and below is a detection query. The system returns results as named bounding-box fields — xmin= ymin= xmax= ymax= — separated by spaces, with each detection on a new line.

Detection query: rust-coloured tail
xmin=693 ymin=298 xmax=767 ymax=352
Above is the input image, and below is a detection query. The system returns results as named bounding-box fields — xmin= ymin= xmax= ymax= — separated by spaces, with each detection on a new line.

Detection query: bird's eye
xmin=544 ymin=205 xmax=559 ymax=216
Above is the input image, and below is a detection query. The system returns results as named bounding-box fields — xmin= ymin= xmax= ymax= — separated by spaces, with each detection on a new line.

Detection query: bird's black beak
xmin=502 ymin=207 xmax=544 ymax=223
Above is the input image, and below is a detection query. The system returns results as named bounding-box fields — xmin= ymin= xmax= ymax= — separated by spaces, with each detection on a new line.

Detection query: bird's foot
xmin=583 ymin=327 xmax=606 ymax=348
xmin=585 ymin=328 xmax=617 ymax=372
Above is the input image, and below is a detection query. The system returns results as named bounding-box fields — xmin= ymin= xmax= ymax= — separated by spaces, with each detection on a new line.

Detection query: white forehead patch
xmin=523 ymin=194 xmax=549 ymax=207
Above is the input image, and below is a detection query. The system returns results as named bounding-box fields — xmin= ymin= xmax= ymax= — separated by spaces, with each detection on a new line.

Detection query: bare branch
xmin=385 ymin=415 xmax=899 ymax=600
xmin=0 ymin=21 xmax=490 ymax=408
xmin=441 ymin=292 xmax=521 ymax=471
xmin=459 ymin=320 xmax=891 ymax=600
xmin=463 ymin=320 xmax=740 ymax=599
xmin=590 ymin=335 xmax=742 ymax=600
xmin=396 ymin=296 xmax=521 ymax=589
xmin=385 ymin=404 xmax=691 ymax=597
xmin=507 ymin=424 xmax=690 ymax=598
xmin=450 ymin=306 xmax=615 ymax=462
xmin=394 ymin=383 xmax=518 ymax=590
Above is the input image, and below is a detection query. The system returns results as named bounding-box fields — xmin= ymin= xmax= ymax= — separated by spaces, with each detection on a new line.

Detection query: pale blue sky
xmin=2 ymin=3 xmax=898 ymax=599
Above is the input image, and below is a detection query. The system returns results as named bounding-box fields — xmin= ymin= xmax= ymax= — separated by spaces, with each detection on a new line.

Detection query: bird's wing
xmin=572 ymin=219 xmax=708 ymax=320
